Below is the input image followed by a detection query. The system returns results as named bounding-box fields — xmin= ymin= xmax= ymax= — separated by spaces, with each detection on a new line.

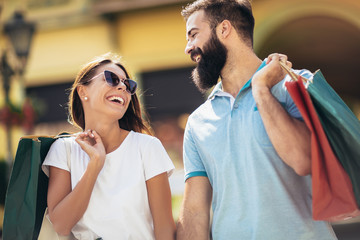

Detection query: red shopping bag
xmin=284 ymin=72 xmax=360 ymax=222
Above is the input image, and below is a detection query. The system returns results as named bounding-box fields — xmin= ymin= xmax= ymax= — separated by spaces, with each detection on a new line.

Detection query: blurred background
xmin=0 ymin=0 xmax=359 ymax=239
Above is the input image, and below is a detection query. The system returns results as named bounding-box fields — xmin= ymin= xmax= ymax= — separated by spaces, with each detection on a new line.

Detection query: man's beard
xmin=191 ymin=32 xmax=228 ymax=93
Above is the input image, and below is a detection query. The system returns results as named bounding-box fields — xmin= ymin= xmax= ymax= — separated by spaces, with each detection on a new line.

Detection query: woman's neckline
xmin=106 ymin=130 xmax=133 ymax=156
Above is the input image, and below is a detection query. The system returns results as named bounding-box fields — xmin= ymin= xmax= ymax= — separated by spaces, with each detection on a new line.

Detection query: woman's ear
xmin=77 ymin=85 xmax=88 ymax=101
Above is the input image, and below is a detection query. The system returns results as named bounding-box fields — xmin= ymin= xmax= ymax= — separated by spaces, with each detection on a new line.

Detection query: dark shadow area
xmin=333 ymin=222 xmax=360 ymax=240
xmin=257 ymin=16 xmax=360 ymax=107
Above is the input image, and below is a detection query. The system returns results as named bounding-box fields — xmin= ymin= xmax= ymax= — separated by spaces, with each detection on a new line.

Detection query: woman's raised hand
xmin=75 ymin=129 xmax=106 ymax=174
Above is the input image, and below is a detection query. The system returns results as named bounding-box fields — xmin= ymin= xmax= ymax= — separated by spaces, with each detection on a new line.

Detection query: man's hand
xmin=252 ymin=53 xmax=292 ymax=92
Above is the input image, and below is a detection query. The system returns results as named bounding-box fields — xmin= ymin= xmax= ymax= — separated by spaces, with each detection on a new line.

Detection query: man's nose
xmin=185 ymin=42 xmax=194 ymax=55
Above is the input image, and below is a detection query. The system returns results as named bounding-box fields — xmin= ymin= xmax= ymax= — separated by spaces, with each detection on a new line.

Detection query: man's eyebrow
xmin=187 ymin=28 xmax=199 ymax=37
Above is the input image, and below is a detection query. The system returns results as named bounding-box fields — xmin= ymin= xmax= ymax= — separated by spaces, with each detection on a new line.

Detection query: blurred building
xmin=0 ymin=0 xmax=359 ymax=238
xmin=0 ymin=0 xmax=359 ymax=159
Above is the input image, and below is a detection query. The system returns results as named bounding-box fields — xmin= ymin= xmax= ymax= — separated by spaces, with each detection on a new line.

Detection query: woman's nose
xmin=117 ymin=80 xmax=126 ymax=91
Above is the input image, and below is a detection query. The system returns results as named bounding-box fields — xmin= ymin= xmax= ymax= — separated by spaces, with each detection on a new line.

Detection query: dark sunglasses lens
xmin=104 ymin=71 xmax=119 ymax=86
xmin=125 ymin=79 xmax=137 ymax=94
xmin=104 ymin=71 xmax=137 ymax=94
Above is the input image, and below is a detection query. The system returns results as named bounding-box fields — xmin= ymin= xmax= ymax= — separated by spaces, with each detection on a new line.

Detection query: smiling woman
xmin=67 ymin=53 xmax=146 ymax=133
xmin=40 ymin=53 xmax=177 ymax=239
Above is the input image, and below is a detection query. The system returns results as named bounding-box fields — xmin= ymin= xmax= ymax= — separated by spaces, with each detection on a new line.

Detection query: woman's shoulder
xmin=130 ymin=131 xmax=162 ymax=146
xmin=54 ymin=135 xmax=77 ymax=147
xmin=130 ymin=131 xmax=155 ymax=141
xmin=48 ymin=136 xmax=80 ymax=156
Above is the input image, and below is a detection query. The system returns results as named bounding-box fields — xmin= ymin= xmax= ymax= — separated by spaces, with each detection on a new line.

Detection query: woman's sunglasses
xmin=88 ymin=70 xmax=137 ymax=95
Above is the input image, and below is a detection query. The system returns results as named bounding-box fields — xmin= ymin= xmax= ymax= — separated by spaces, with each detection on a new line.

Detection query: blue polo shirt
xmin=183 ymin=61 xmax=337 ymax=239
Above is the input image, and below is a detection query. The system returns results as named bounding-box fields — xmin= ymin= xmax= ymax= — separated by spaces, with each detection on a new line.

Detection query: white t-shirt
xmin=42 ymin=131 xmax=175 ymax=240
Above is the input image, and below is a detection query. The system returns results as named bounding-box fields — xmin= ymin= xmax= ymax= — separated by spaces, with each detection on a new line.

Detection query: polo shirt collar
xmin=208 ymin=60 xmax=267 ymax=100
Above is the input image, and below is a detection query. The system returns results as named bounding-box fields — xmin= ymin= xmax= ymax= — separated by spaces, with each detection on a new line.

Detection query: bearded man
xmin=176 ymin=1 xmax=338 ymax=240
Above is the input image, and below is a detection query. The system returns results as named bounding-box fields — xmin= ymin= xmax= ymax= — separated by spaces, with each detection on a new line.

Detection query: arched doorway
xmin=256 ymin=16 xmax=360 ymax=115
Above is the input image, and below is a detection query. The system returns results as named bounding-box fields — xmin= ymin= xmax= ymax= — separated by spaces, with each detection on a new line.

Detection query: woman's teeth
xmin=109 ymin=96 xmax=124 ymax=104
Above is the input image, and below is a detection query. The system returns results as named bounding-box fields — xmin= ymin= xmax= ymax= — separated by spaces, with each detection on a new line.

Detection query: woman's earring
xmin=84 ymin=97 xmax=88 ymax=101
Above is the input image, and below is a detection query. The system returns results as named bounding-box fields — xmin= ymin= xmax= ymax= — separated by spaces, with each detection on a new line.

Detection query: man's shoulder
xmin=292 ymin=68 xmax=313 ymax=79
xmin=272 ymin=68 xmax=313 ymax=94
xmin=188 ymin=99 xmax=212 ymax=121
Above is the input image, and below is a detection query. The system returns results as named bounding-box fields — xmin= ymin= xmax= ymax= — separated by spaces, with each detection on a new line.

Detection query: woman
xmin=42 ymin=53 xmax=176 ymax=239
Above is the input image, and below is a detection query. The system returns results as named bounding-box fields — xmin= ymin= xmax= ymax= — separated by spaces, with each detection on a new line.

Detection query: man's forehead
xmin=186 ymin=10 xmax=207 ymax=31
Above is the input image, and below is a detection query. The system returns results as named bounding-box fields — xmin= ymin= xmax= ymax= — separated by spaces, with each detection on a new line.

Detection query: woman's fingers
xmin=77 ymin=130 xmax=96 ymax=143
xmin=75 ymin=129 xmax=105 ymax=164
xmin=91 ymin=130 xmax=103 ymax=145
xmin=75 ymin=129 xmax=96 ymax=151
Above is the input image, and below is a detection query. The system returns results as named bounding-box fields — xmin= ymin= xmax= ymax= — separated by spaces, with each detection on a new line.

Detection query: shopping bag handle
xmin=279 ymin=61 xmax=310 ymax=84
xmin=20 ymin=132 xmax=75 ymax=140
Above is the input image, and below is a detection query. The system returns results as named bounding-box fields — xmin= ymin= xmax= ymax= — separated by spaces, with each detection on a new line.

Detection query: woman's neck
xmin=84 ymin=121 xmax=129 ymax=154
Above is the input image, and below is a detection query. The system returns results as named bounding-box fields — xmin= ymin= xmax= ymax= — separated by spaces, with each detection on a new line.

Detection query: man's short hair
xmin=182 ymin=0 xmax=255 ymax=47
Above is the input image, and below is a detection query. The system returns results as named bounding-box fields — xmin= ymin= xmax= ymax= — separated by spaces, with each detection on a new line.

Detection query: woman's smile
xmin=107 ymin=95 xmax=125 ymax=105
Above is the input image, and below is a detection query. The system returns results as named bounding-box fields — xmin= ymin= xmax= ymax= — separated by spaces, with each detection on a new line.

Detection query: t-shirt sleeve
xmin=142 ymin=137 xmax=175 ymax=181
xmin=183 ymin=119 xmax=207 ymax=182
xmin=42 ymin=138 xmax=70 ymax=177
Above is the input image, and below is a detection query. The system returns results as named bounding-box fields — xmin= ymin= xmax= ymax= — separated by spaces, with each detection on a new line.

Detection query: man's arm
xmin=177 ymin=176 xmax=213 ymax=240
xmin=252 ymin=54 xmax=311 ymax=176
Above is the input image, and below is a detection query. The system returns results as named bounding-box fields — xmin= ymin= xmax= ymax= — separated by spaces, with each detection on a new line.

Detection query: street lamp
xmin=4 ymin=11 xmax=35 ymax=73
xmin=0 ymin=11 xmax=35 ymax=174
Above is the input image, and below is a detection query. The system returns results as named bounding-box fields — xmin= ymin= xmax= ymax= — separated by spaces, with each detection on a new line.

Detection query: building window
xmin=141 ymin=67 xmax=204 ymax=122
xmin=26 ymin=82 xmax=72 ymax=123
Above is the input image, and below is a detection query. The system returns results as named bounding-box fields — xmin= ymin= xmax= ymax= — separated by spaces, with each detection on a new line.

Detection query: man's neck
xmin=220 ymin=51 xmax=262 ymax=98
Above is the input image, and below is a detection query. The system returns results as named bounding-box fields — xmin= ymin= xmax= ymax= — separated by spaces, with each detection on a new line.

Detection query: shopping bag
xmin=281 ymin=62 xmax=360 ymax=221
xmin=308 ymin=71 xmax=360 ymax=207
xmin=3 ymin=133 xmax=70 ymax=240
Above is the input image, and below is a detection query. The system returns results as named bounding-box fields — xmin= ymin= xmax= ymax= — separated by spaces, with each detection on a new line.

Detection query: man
xmin=176 ymin=0 xmax=338 ymax=239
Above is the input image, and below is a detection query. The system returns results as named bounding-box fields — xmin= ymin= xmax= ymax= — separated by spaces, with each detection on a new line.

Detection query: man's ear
xmin=217 ymin=20 xmax=232 ymax=39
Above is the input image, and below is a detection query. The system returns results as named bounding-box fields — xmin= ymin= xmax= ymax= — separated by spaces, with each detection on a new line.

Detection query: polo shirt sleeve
xmin=183 ymin=119 xmax=208 ymax=182
xmin=272 ymin=69 xmax=314 ymax=120
xmin=142 ymin=136 xmax=175 ymax=181
xmin=287 ymin=69 xmax=314 ymax=119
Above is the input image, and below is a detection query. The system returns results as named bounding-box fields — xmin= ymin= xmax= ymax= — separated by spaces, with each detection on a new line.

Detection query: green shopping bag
xmin=308 ymin=71 xmax=360 ymax=207
xmin=3 ymin=133 xmax=70 ymax=240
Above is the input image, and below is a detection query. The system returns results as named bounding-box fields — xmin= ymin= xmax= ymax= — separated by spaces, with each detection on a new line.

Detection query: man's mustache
xmin=190 ymin=47 xmax=203 ymax=63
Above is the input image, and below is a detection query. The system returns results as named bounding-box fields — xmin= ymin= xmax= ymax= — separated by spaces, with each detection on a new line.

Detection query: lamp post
xmin=4 ymin=11 xmax=35 ymax=74
xmin=0 ymin=11 xmax=35 ymax=174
